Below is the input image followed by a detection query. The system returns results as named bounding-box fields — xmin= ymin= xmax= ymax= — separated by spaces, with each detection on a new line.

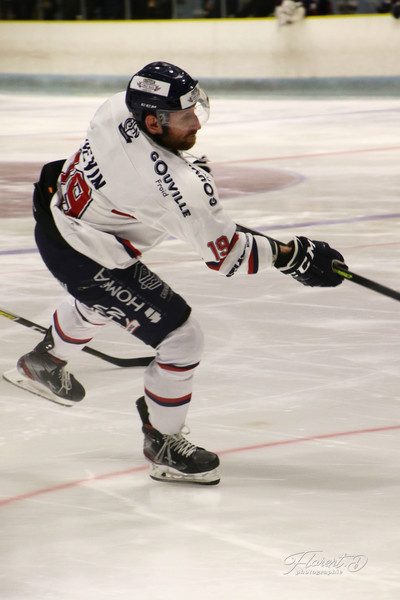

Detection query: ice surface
xmin=0 ymin=92 xmax=399 ymax=600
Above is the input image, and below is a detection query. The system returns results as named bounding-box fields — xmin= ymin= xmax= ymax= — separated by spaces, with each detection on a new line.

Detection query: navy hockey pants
xmin=34 ymin=224 xmax=191 ymax=349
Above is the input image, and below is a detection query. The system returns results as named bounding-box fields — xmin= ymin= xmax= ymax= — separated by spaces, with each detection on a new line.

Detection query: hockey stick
xmin=237 ymin=224 xmax=400 ymax=303
xmin=331 ymin=261 xmax=400 ymax=302
xmin=0 ymin=308 xmax=154 ymax=367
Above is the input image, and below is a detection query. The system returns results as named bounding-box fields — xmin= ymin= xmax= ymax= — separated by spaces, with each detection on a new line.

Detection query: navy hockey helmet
xmin=125 ymin=61 xmax=209 ymax=127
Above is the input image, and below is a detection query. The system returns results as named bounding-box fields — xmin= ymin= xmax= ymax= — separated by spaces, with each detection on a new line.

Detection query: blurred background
xmin=1 ymin=7 xmax=400 ymax=600
xmin=0 ymin=0 xmax=399 ymax=20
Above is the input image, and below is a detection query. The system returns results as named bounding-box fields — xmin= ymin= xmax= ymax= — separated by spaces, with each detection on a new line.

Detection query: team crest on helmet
xmin=138 ymin=78 xmax=161 ymax=92
xmin=129 ymin=75 xmax=170 ymax=97
xmin=180 ymin=85 xmax=200 ymax=109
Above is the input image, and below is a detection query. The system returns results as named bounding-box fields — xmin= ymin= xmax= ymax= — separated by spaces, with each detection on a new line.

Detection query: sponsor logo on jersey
xmin=118 ymin=118 xmax=140 ymax=143
xmin=186 ymin=161 xmax=218 ymax=207
xmin=202 ymin=181 xmax=217 ymax=207
xmin=134 ymin=264 xmax=163 ymax=291
xmin=92 ymin=269 xmax=163 ymax=324
xmin=150 ymin=151 xmax=191 ymax=218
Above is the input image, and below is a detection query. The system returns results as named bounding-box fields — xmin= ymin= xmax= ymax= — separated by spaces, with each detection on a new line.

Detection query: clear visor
xmin=156 ymin=87 xmax=210 ymax=130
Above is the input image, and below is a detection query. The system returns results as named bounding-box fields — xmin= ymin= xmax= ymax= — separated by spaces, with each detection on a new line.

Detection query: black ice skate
xmin=6 ymin=327 xmax=86 ymax=407
xmin=136 ymin=396 xmax=220 ymax=485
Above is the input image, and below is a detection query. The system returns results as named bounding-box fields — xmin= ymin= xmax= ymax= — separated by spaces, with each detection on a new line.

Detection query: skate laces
xmin=57 ymin=367 xmax=72 ymax=393
xmin=41 ymin=354 xmax=73 ymax=393
xmin=157 ymin=427 xmax=197 ymax=462
xmin=42 ymin=352 xmax=72 ymax=394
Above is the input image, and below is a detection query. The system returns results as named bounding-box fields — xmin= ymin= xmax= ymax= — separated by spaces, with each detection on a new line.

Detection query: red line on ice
xmin=1 ymin=423 xmax=399 ymax=507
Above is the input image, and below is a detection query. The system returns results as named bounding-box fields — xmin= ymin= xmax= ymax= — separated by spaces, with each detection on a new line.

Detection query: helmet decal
xmin=129 ymin=76 xmax=170 ymax=98
xmin=125 ymin=62 xmax=208 ymax=127
xmin=180 ymin=85 xmax=200 ymax=110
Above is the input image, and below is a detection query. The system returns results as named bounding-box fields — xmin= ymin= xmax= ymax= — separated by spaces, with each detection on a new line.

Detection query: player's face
xmin=160 ymin=108 xmax=201 ymax=151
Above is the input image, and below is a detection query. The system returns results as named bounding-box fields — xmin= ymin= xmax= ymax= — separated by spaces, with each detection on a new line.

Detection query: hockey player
xmin=15 ymin=62 xmax=345 ymax=485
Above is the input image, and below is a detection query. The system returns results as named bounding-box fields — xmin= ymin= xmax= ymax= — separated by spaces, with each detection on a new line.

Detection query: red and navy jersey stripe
xmin=145 ymin=388 xmax=192 ymax=408
xmin=156 ymin=361 xmax=200 ymax=373
xmin=111 ymin=209 xmax=136 ymax=220
xmin=248 ymin=236 xmax=259 ymax=274
xmin=53 ymin=311 xmax=93 ymax=345
xmin=115 ymin=236 xmax=142 ymax=260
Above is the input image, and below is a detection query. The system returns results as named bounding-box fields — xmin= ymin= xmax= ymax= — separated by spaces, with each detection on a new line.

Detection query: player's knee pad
xmin=156 ymin=315 xmax=204 ymax=367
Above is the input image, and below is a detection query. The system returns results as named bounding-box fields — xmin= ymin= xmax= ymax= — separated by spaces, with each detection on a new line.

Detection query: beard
xmin=157 ymin=127 xmax=197 ymax=152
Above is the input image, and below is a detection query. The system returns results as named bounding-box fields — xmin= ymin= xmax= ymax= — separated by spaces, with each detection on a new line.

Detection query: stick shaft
xmin=0 ymin=308 xmax=154 ymax=367
xmin=237 ymin=224 xmax=400 ymax=303
xmin=332 ymin=264 xmax=400 ymax=302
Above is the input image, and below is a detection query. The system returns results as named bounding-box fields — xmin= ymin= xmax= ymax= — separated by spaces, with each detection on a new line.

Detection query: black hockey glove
xmin=275 ymin=236 xmax=346 ymax=287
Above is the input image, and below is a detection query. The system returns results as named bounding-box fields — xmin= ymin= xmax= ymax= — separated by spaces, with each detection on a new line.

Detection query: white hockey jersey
xmin=51 ymin=92 xmax=273 ymax=275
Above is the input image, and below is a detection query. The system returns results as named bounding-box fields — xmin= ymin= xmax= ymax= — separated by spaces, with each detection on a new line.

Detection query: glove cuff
xmin=274 ymin=239 xmax=297 ymax=270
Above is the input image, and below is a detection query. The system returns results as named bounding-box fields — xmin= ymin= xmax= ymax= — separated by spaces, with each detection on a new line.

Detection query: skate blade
xmin=3 ymin=368 xmax=75 ymax=408
xmin=149 ymin=463 xmax=220 ymax=485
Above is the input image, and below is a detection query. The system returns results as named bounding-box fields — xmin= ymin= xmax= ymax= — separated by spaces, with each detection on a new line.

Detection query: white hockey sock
xmin=143 ymin=316 xmax=204 ymax=435
xmin=49 ymin=298 xmax=107 ymax=361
